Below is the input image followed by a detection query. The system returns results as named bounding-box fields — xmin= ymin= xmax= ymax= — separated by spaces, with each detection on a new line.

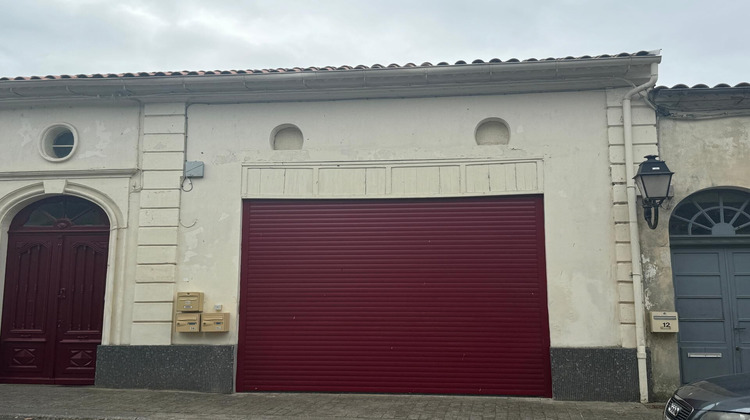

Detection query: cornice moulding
xmin=0 ymin=168 xmax=138 ymax=180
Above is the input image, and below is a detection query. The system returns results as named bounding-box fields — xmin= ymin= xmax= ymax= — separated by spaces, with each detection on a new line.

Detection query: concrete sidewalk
xmin=0 ymin=384 xmax=664 ymax=420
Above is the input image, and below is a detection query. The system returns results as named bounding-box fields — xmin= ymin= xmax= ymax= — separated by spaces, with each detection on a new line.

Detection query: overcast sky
xmin=1 ymin=0 xmax=747 ymax=87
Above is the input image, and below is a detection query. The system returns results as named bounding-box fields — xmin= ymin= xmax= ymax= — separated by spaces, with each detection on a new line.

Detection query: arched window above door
xmin=669 ymin=189 xmax=750 ymax=237
xmin=10 ymin=195 xmax=110 ymax=231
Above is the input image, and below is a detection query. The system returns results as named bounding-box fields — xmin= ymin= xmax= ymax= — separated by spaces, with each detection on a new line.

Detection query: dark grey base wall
xmin=95 ymin=345 xmax=646 ymax=399
xmin=95 ymin=345 xmax=235 ymax=393
xmin=550 ymin=347 xmax=649 ymax=402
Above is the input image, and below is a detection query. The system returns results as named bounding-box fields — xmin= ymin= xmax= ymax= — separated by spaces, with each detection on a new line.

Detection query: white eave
xmin=0 ymin=55 xmax=661 ymax=106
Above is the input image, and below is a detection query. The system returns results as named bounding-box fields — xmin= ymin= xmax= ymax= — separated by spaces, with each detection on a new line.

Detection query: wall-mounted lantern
xmin=634 ymin=155 xmax=674 ymax=229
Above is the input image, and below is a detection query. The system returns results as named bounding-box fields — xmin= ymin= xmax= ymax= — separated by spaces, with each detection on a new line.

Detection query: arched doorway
xmin=0 ymin=195 xmax=110 ymax=384
xmin=669 ymin=188 xmax=750 ymax=384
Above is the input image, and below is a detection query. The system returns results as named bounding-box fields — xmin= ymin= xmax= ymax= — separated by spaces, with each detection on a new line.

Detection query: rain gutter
xmin=0 ymin=55 xmax=661 ymax=105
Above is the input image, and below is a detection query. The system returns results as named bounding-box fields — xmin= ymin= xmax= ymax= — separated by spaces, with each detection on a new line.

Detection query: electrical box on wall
xmin=650 ymin=311 xmax=679 ymax=333
xmin=175 ymin=313 xmax=200 ymax=333
xmin=176 ymin=292 xmax=204 ymax=312
xmin=185 ymin=161 xmax=205 ymax=178
xmin=201 ymin=313 xmax=229 ymax=333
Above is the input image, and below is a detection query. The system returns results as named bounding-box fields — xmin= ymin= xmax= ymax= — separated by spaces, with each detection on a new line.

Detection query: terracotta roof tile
xmin=655 ymin=82 xmax=750 ymax=89
xmin=0 ymin=51 xmax=661 ymax=82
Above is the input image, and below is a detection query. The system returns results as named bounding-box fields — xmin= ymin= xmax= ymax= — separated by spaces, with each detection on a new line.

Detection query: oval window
xmin=40 ymin=124 xmax=78 ymax=162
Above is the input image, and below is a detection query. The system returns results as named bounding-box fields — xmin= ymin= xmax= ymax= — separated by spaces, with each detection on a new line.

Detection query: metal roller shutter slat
xmin=237 ymin=196 xmax=551 ymax=396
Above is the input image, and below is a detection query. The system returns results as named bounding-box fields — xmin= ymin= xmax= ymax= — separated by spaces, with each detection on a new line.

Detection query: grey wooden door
xmin=672 ymin=247 xmax=750 ymax=383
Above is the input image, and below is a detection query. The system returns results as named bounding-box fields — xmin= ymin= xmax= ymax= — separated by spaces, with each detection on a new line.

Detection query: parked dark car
xmin=665 ymin=373 xmax=750 ymax=419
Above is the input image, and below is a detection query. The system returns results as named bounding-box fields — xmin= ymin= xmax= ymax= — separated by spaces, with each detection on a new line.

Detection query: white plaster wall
xmin=177 ymin=92 xmax=620 ymax=348
xmin=0 ymin=93 xmax=625 ymax=349
xmin=0 ymin=103 xmax=140 ymax=345
xmin=0 ymin=104 xmax=140 ymax=172
xmin=660 ymin=117 xmax=750 ymax=187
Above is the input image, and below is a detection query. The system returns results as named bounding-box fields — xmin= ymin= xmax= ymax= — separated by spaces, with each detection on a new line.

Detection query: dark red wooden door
xmin=238 ymin=196 xmax=551 ymax=396
xmin=0 ymin=196 xmax=109 ymax=385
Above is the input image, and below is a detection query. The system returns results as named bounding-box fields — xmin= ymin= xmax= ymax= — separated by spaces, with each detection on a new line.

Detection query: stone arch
xmin=0 ymin=181 xmax=124 ymax=233
xmin=0 ymin=181 xmax=127 ymax=345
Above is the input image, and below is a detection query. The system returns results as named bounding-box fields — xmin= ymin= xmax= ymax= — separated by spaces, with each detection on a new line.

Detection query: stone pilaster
xmin=132 ymin=103 xmax=186 ymax=345
xmin=606 ymin=89 xmax=658 ymax=348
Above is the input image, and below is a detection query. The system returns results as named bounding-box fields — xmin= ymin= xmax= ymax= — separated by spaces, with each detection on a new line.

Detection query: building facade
xmin=0 ymin=51 xmax=694 ymax=401
xmin=644 ymin=84 xmax=750 ymax=399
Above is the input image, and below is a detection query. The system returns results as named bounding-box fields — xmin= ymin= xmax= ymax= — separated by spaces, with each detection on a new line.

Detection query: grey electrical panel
xmin=185 ymin=161 xmax=205 ymax=178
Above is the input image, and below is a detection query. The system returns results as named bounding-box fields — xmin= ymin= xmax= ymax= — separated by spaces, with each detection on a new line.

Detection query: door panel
xmin=1 ymin=196 xmax=110 ymax=384
xmin=0 ymin=236 xmax=56 ymax=381
xmin=53 ymin=235 xmax=108 ymax=383
xmin=53 ymin=340 xmax=99 ymax=384
xmin=680 ymin=346 xmax=733 ymax=383
xmin=673 ymin=247 xmax=750 ymax=383
xmin=1 ymin=233 xmax=108 ymax=384
xmin=730 ymin=251 xmax=750 ymax=374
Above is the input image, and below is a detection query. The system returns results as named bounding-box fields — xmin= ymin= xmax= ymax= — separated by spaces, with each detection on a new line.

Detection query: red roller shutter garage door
xmin=237 ymin=196 xmax=551 ymax=396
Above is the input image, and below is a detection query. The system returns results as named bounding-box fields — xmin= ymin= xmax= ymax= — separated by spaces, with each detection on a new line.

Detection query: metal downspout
xmin=623 ymin=62 xmax=659 ymax=403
